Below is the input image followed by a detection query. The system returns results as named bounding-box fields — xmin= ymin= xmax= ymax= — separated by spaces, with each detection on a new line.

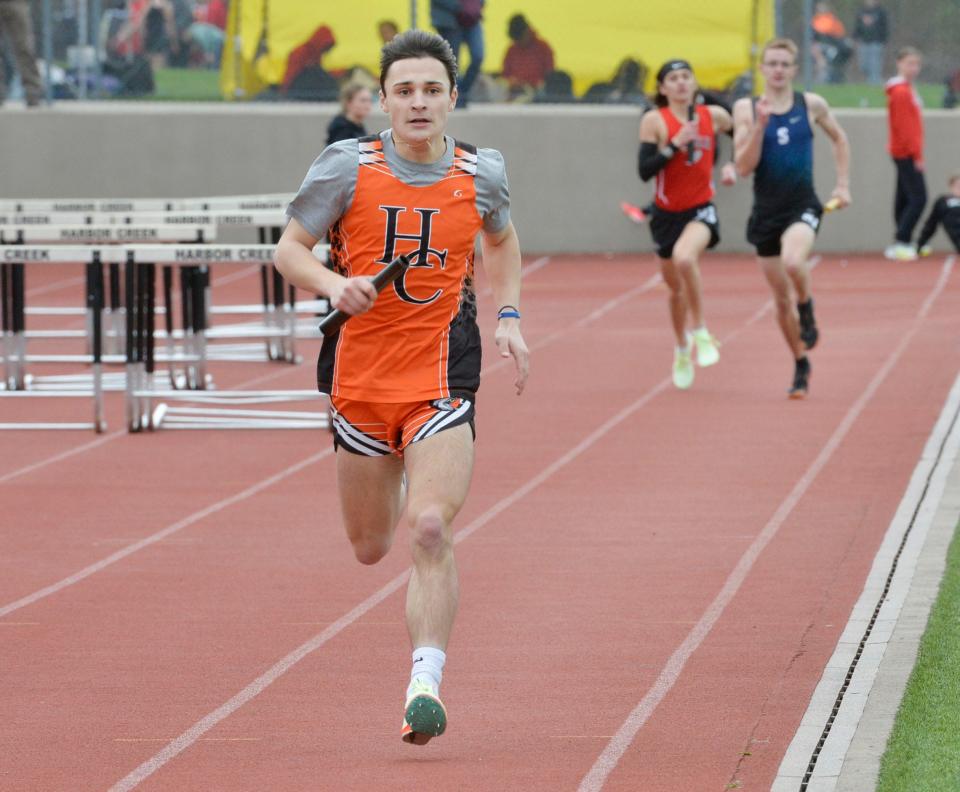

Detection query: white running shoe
xmin=884 ymin=243 xmax=917 ymax=261
xmin=692 ymin=328 xmax=720 ymax=367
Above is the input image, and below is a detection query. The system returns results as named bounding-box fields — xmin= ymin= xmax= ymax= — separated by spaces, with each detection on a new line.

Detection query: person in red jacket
xmin=885 ymin=46 xmax=926 ymax=260
xmin=502 ymin=14 xmax=554 ymax=100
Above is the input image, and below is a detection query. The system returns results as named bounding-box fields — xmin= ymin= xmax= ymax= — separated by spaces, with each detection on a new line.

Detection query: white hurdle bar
xmin=0 ymin=193 xmax=292 ymax=215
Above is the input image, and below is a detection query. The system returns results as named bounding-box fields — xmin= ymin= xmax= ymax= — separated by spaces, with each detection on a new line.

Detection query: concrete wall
xmin=1 ymin=102 xmax=957 ymax=253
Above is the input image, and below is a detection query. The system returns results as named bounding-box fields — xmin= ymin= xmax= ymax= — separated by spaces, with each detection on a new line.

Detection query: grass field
xmin=133 ymin=71 xmax=951 ymax=108
xmin=876 ymin=521 xmax=960 ymax=792
xmin=151 ymin=67 xmax=223 ymax=101
xmin=816 ymin=81 xmax=946 ymax=109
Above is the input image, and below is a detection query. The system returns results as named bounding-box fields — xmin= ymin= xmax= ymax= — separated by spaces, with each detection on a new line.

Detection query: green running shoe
xmin=401 ymin=680 xmax=447 ymax=745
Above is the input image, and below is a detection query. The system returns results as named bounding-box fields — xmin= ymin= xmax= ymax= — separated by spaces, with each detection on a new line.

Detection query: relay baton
xmin=687 ymin=103 xmax=696 ymax=162
xmin=823 ymin=198 xmax=841 ymax=213
xmin=318 ymin=253 xmax=411 ymax=336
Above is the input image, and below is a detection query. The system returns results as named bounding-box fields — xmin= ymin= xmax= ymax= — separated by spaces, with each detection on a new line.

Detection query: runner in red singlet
xmin=638 ymin=59 xmax=735 ymax=389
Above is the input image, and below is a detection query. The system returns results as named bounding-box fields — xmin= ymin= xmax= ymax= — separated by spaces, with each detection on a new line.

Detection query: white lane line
xmin=212 ymin=264 xmax=260 ymax=287
xmin=483 ymin=272 xmax=663 ymax=376
xmin=104 ymin=286 xmax=771 ymax=792
xmin=479 ymin=254 xmax=551 ymax=299
xmin=0 ymin=447 xmax=334 ymax=619
xmin=25 ymin=275 xmax=85 ymax=297
xmin=774 ymin=256 xmax=960 ymax=792
xmin=577 ymin=257 xmax=954 ymax=792
xmin=0 ymin=430 xmax=126 ymax=485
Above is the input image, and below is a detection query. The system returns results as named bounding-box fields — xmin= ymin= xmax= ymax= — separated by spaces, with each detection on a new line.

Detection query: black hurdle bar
xmin=87 ymin=252 xmax=106 ymax=432
xmin=191 ymin=266 xmax=208 ymax=389
xmin=180 ymin=265 xmax=195 ymax=387
xmin=11 ymin=262 xmax=25 ymax=389
xmin=258 ymin=227 xmax=274 ymax=359
xmin=124 ymin=252 xmax=138 ymax=430
xmin=162 ymin=264 xmax=177 ymax=387
xmin=1 ymin=263 xmax=11 ymax=389
xmin=108 ymin=261 xmax=122 ymax=355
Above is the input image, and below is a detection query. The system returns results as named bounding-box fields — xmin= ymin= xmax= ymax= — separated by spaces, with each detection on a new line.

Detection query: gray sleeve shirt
xmin=286 ymin=130 xmax=511 ymax=240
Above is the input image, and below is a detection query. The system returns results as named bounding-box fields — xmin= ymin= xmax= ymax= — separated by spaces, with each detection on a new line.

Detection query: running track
xmin=1 ymin=253 xmax=958 ymax=791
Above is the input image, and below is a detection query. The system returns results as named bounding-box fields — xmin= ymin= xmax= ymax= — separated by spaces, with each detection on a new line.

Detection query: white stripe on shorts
xmin=332 ymin=413 xmax=391 ymax=456
xmin=412 ymin=400 xmax=472 ymax=444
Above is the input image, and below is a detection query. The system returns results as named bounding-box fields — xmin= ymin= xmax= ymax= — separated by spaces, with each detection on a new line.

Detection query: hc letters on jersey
xmin=378 ymin=205 xmax=449 ymax=306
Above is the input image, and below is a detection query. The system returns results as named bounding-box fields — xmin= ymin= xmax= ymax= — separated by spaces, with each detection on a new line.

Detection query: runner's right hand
xmin=330 ymin=276 xmax=378 ymax=316
xmin=755 ymin=97 xmax=772 ymax=127
xmin=671 ymin=120 xmax=699 ymax=148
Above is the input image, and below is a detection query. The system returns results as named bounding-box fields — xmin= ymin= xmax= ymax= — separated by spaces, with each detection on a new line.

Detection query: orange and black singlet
xmin=286 ymin=130 xmax=511 ymax=402
xmin=654 ymin=105 xmax=716 ymax=212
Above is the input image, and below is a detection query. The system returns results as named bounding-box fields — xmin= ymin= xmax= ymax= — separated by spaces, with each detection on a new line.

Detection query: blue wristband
xmin=497 ymin=307 xmax=521 ymax=320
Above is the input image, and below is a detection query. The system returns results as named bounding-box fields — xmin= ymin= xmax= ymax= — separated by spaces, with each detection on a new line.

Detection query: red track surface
xmin=2 ymin=253 xmax=958 ymax=791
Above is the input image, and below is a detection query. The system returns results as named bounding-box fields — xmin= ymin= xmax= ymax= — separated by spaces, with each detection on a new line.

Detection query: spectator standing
xmin=852 ymin=0 xmax=888 ymax=84
xmin=326 ymin=82 xmax=373 ymax=146
xmin=0 ymin=0 xmax=43 ymax=107
xmin=885 ymin=46 xmax=926 ymax=260
xmin=430 ymin=0 xmax=484 ymax=107
xmin=811 ymin=2 xmax=852 ymax=84
xmin=502 ymin=14 xmax=554 ymax=101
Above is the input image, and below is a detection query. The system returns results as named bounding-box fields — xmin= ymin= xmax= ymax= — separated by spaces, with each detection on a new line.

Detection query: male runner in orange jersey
xmin=274 ymin=29 xmax=529 ymax=745
xmin=733 ymin=37 xmax=850 ymax=398
xmin=638 ymin=59 xmax=735 ymax=390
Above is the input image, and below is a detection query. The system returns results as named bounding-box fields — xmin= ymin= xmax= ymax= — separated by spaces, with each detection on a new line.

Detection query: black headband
xmin=656 ymin=59 xmax=694 ymax=83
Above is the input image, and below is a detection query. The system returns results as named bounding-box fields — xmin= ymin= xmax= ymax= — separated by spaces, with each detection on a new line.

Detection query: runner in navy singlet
xmin=733 ymin=37 xmax=851 ymax=399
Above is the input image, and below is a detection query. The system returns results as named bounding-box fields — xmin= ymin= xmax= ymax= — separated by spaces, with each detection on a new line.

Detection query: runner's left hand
xmin=830 ymin=186 xmax=851 ymax=209
xmin=720 ymin=163 xmax=737 ymax=186
xmin=495 ymin=319 xmax=530 ymax=395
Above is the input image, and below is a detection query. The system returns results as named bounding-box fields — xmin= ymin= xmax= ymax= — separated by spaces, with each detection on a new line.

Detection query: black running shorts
xmin=649 ymin=202 xmax=721 ymax=260
xmin=747 ymin=199 xmax=823 ymax=257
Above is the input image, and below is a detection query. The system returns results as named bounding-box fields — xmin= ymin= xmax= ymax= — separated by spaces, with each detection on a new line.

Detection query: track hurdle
xmin=0 ymin=246 xmax=120 ymax=431
xmin=119 ymin=244 xmax=327 ymax=432
xmin=0 ymin=224 xmax=216 ymax=388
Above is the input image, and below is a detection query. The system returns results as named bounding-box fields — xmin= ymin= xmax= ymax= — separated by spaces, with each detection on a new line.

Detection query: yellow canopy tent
xmin=221 ymin=0 xmax=774 ymax=100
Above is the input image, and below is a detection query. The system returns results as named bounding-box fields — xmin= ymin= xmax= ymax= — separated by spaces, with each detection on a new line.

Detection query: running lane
xmin=3 ymin=256 xmax=956 ymax=791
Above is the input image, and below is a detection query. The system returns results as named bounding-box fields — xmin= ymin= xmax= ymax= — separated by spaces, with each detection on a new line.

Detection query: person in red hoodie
xmin=502 ymin=14 xmax=554 ymax=100
xmin=885 ymin=46 xmax=926 ymax=260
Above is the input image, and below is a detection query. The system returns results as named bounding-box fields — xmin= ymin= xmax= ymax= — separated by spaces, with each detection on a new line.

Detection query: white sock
xmin=408 ymin=647 xmax=445 ymax=697
xmin=693 ymin=325 xmax=708 ymax=337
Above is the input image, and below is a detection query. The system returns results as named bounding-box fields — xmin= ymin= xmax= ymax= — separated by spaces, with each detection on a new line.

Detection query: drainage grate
xmin=799 ymin=403 xmax=960 ymax=791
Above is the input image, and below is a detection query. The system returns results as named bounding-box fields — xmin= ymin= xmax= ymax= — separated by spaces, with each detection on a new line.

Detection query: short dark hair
xmin=379 ymin=29 xmax=458 ymax=95
xmin=896 ymin=46 xmax=922 ymax=60
xmin=508 ymin=14 xmax=529 ymax=42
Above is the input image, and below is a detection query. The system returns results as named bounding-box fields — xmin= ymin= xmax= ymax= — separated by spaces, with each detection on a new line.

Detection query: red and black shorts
xmin=330 ymin=392 xmax=476 ymax=457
